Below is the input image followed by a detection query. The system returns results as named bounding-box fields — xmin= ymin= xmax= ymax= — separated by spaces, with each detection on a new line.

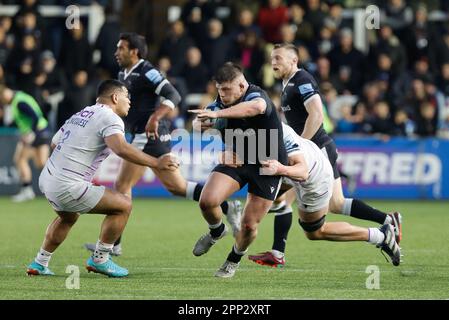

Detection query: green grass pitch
xmin=0 ymin=197 xmax=448 ymax=299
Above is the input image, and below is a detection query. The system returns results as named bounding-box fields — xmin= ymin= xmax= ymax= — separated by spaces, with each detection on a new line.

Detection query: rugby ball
xmin=205 ymin=102 xmax=227 ymax=130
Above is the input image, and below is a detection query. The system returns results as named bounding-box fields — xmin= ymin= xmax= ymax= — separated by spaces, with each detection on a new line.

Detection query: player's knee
xmin=165 ymin=184 xmax=184 ymax=197
xmin=304 ymin=230 xmax=324 ymax=240
xmin=329 ymin=196 xmax=344 ymax=214
xmin=122 ymin=197 xmax=132 ymax=215
xmin=241 ymin=219 xmax=258 ymax=234
xmin=298 ymin=216 xmax=325 ymax=240
xmin=199 ymin=196 xmax=220 ymax=212
xmin=114 ymin=180 xmax=132 ymax=195
xmin=60 ymin=214 xmax=79 ymax=226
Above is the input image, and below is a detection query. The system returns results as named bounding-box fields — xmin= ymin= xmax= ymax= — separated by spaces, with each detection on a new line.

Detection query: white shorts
xmin=39 ymin=167 xmax=105 ymax=213
xmin=284 ymin=160 xmax=334 ymax=213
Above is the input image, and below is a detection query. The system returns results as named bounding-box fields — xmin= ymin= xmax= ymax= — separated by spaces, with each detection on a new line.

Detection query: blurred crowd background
xmin=1 ymin=0 xmax=449 ymax=139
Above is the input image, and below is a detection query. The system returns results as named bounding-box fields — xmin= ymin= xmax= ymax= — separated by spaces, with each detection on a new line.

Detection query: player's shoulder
xmin=94 ymin=104 xmax=123 ymax=124
xmin=141 ymin=60 xmax=165 ymax=84
xmin=243 ymin=84 xmax=267 ymax=101
xmin=292 ymin=68 xmax=316 ymax=83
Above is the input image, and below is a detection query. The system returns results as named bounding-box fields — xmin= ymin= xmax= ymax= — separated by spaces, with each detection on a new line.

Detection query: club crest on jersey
xmin=298 ymin=83 xmax=313 ymax=95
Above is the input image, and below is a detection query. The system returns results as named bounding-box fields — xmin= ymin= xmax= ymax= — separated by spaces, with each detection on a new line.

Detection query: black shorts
xmin=213 ymin=164 xmax=282 ymax=201
xmin=32 ymin=128 xmax=51 ymax=147
xmin=128 ymin=119 xmax=172 ymax=158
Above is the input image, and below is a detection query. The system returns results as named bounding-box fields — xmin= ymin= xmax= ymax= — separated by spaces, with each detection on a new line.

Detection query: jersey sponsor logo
xmin=281 ymin=105 xmax=291 ymax=111
xmin=244 ymin=92 xmax=261 ymax=101
xmin=298 ymin=83 xmax=314 ymax=95
xmin=145 ymin=69 xmax=163 ymax=84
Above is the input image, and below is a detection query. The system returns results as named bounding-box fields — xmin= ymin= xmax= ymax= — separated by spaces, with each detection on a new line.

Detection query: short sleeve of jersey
xmin=282 ymin=123 xmax=301 ymax=156
xmin=296 ymin=71 xmax=320 ymax=104
xmin=51 ymin=128 xmax=63 ymax=146
xmin=142 ymin=64 xmax=165 ymax=90
xmin=99 ymin=111 xmax=125 ymax=138
xmin=243 ymin=87 xmax=272 ymax=116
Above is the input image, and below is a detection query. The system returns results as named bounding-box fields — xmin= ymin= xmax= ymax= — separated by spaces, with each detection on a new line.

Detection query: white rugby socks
xmin=35 ymin=248 xmax=53 ymax=267
xmin=93 ymin=240 xmax=113 ymax=264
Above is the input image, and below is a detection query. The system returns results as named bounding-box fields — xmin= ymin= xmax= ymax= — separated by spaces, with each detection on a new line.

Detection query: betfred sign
xmin=335 ymin=137 xmax=449 ymax=199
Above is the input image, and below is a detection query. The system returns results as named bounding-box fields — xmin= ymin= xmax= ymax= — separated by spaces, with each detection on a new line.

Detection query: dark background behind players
xmin=0 ymin=0 xmax=449 ymax=138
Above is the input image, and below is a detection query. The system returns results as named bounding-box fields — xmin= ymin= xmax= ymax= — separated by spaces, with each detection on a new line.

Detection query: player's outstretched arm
xmin=105 ymin=133 xmax=178 ymax=170
xmin=261 ymin=153 xmax=309 ymax=181
xmin=189 ymin=98 xmax=267 ymax=120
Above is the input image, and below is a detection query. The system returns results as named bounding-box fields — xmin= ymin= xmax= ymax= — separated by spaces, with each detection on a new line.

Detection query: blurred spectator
xmin=5 ymin=34 xmax=40 ymax=93
xmin=58 ymin=22 xmax=93 ymax=81
xmin=363 ymin=101 xmax=392 ymax=135
xmin=288 ymin=3 xmax=314 ymax=46
xmin=199 ymin=80 xmax=218 ymax=109
xmin=0 ymin=24 xmax=11 ymax=66
xmin=316 ymin=25 xmax=336 ymax=57
xmin=279 ymin=23 xmax=297 ymax=45
xmin=327 ymin=28 xmax=365 ymax=95
xmin=34 ymin=50 xmax=65 ymax=108
xmin=230 ymin=8 xmax=262 ymax=45
xmin=322 ymin=80 xmax=358 ymax=124
xmin=297 ymin=44 xmax=316 ymax=74
xmin=157 ymin=56 xmax=189 ymax=121
xmin=304 ymin=0 xmax=327 ymax=37
xmin=94 ymin=4 xmax=121 ymax=79
xmin=369 ymin=24 xmax=407 ymax=78
xmin=353 ymin=82 xmax=382 ymax=118
xmin=0 ymin=64 xmax=4 ymax=85
xmin=11 ymin=0 xmax=45 ymax=38
xmin=14 ymin=10 xmax=47 ymax=50
xmin=415 ymin=101 xmax=437 ymax=136
xmin=202 ymin=18 xmax=231 ymax=76
xmin=230 ymin=30 xmax=264 ymax=84
xmin=336 ymin=103 xmax=361 ymax=133
xmin=390 ymin=108 xmax=414 ymax=136
xmin=179 ymin=47 xmax=209 ymax=94
xmin=181 ymin=0 xmax=217 ymax=48
xmin=402 ymin=78 xmax=428 ymax=117
xmin=402 ymin=3 xmax=438 ymax=69
xmin=257 ymin=0 xmax=289 ymax=43
xmin=393 ymin=57 xmax=433 ymax=107
xmin=433 ymin=29 xmax=449 ymax=71
xmin=437 ymin=62 xmax=449 ymax=97
xmin=383 ymin=0 xmax=413 ymax=37
xmin=324 ymin=2 xmax=349 ymax=34
xmin=260 ymin=43 xmax=276 ymax=90
xmin=56 ymin=70 xmax=94 ymax=128
xmin=158 ymin=20 xmax=194 ymax=76
xmin=229 ymin=0 xmax=260 ymax=22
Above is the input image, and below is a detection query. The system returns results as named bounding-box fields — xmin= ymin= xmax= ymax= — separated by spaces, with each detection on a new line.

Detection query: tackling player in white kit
xmin=260 ymin=123 xmax=401 ymax=267
xmin=26 ymin=80 xmax=178 ymax=277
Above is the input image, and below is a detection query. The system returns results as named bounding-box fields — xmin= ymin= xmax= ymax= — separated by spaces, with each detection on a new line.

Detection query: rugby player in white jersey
xmin=259 ymin=123 xmax=401 ymax=268
xmin=26 ymin=80 xmax=178 ymax=277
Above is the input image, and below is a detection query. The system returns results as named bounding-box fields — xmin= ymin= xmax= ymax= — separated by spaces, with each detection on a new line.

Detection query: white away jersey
xmin=282 ymin=122 xmax=330 ymax=181
xmin=47 ymin=103 xmax=124 ymax=182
